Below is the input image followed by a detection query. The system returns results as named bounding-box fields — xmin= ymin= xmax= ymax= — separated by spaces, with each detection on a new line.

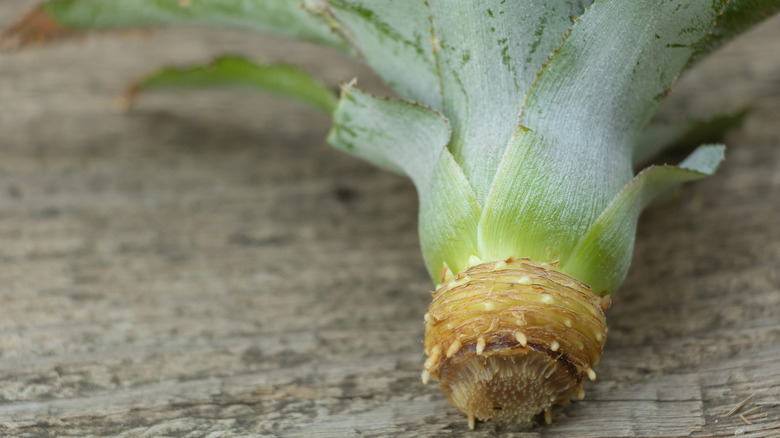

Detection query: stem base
xmin=422 ymin=258 xmax=609 ymax=427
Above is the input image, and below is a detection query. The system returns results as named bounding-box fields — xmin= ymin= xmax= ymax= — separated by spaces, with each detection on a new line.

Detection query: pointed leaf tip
xmin=0 ymin=5 xmax=72 ymax=51
xmin=679 ymin=144 xmax=726 ymax=174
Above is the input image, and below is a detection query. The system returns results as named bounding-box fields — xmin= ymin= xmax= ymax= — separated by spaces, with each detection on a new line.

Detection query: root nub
xmin=423 ymin=258 xmax=608 ymax=427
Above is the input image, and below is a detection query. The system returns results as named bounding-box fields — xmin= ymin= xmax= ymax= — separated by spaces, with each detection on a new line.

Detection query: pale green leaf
xmin=479 ymin=0 xmax=729 ymax=275
xmin=419 ymin=152 xmax=482 ymax=280
xmin=478 ymin=127 xmax=606 ymax=266
xmin=562 ymin=145 xmax=725 ymax=296
xmin=326 ymin=85 xmax=480 ymax=279
xmin=327 ymin=85 xmax=449 ymax=185
xmin=125 ymin=55 xmax=337 ymax=114
xmin=425 ymin=0 xmax=596 ymax=203
xmin=688 ymin=0 xmax=780 ymax=67
xmin=303 ymin=0 xmax=441 ymax=109
xmin=524 ymin=0 xmax=730 ymax=151
xmin=7 ymin=0 xmax=349 ymax=51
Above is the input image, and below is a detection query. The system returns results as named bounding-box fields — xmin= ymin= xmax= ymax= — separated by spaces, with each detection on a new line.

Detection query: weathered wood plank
xmin=1 ymin=2 xmax=779 ymax=437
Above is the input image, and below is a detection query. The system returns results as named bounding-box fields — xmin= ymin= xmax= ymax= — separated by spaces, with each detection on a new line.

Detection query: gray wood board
xmin=1 ymin=3 xmax=778 ymax=437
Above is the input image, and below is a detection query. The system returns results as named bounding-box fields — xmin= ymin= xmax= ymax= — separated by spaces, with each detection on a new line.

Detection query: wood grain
xmin=1 ymin=3 xmax=779 ymax=437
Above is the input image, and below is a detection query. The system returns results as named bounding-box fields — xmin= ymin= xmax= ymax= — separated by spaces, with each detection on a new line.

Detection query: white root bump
xmin=514 ymin=330 xmax=527 ymax=347
xmin=468 ymin=413 xmax=476 ymax=430
xmin=586 ymin=367 xmax=597 ymax=381
xmin=550 ymin=340 xmax=560 ymax=352
xmin=421 ymin=369 xmax=430 ymax=385
xmin=518 ymin=275 xmax=533 ymax=285
xmin=467 ymin=254 xmax=483 ymax=267
xmin=446 ymin=339 xmax=462 ymax=358
xmin=424 ymin=345 xmax=442 ymax=370
xmin=578 ymin=386 xmax=586 ymax=400
xmin=476 ymin=337 xmax=486 ymax=355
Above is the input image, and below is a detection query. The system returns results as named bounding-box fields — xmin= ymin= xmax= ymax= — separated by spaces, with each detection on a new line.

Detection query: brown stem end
xmin=423 ymin=257 xmax=609 ymax=426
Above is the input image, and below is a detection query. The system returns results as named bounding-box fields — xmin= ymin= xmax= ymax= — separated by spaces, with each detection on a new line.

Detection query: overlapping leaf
xmin=303 ymin=0 xmax=441 ymax=109
xmin=424 ymin=0 xmax=595 ymax=203
xmin=327 ymin=86 xmax=480 ymax=278
xmin=478 ymin=0 xmax=729 ymax=275
xmin=327 ymin=85 xmax=449 ymax=184
xmin=563 ymin=145 xmax=725 ymax=296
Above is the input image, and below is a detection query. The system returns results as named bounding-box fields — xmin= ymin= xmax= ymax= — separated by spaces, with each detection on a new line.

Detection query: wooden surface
xmin=1 ymin=3 xmax=779 ymax=437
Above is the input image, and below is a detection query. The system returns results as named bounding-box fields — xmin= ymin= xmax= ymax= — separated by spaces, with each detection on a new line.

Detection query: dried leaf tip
xmin=1 ymin=6 xmax=71 ymax=51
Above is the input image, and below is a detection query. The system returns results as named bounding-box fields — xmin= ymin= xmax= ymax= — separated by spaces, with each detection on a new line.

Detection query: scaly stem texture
xmin=424 ymin=257 xmax=608 ymax=426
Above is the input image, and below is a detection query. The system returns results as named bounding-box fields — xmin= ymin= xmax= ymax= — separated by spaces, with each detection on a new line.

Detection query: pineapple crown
xmin=5 ymin=0 xmax=779 ymax=296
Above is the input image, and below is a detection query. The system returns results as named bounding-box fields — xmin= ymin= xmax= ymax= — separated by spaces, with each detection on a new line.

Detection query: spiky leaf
xmin=303 ymin=0 xmax=441 ymax=109
xmin=124 ymin=55 xmax=337 ymax=114
xmin=424 ymin=0 xmax=595 ymax=203
xmin=327 ymin=86 xmax=480 ymax=277
xmin=327 ymin=85 xmax=449 ymax=184
xmin=476 ymin=0 xmax=729 ymax=276
xmin=563 ymin=145 xmax=725 ymax=296
xmin=2 ymin=0 xmax=349 ymax=52
xmin=689 ymin=0 xmax=780 ymax=66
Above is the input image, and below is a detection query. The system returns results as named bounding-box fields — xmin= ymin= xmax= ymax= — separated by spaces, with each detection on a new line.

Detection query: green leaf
xmin=688 ymin=0 xmax=780 ymax=67
xmin=303 ymin=0 xmax=441 ymax=109
xmin=124 ymin=55 xmax=338 ymax=114
xmin=478 ymin=126 xmax=612 ymax=267
xmin=424 ymin=0 xmax=596 ymax=203
xmin=478 ymin=0 xmax=728 ymax=276
xmin=562 ymin=145 xmax=726 ymax=296
xmin=3 ymin=0 xmax=349 ymax=52
xmin=633 ymin=108 xmax=750 ymax=166
xmin=419 ymin=152 xmax=482 ymax=280
xmin=327 ymin=85 xmax=450 ymax=184
xmin=524 ymin=0 xmax=730 ymax=151
xmin=327 ymin=85 xmax=480 ymax=279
